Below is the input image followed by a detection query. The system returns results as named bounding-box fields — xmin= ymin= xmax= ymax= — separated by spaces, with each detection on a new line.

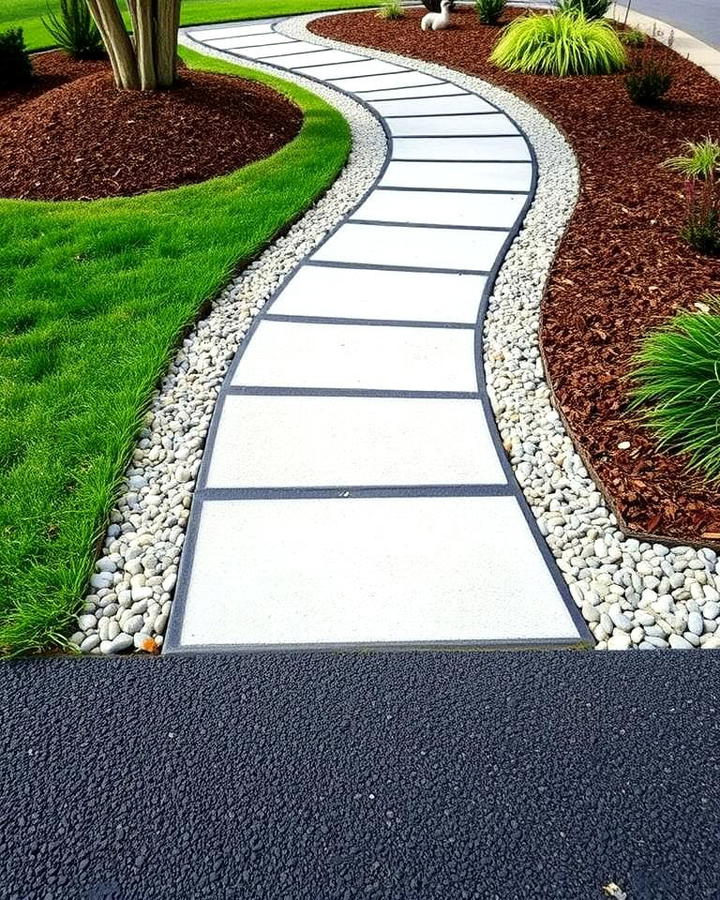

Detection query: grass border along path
xmin=0 ymin=46 xmax=350 ymax=654
xmin=4 ymin=0 xmax=374 ymax=52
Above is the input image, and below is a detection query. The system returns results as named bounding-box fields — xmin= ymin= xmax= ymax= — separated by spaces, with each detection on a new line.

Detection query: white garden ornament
xmin=421 ymin=0 xmax=452 ymax=31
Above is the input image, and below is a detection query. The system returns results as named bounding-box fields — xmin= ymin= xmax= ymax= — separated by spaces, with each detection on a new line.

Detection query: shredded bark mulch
xmin=313 ymin=7 xmax=720 ymax=548
xmin=0 ymin=52 xmax=302 ymax=201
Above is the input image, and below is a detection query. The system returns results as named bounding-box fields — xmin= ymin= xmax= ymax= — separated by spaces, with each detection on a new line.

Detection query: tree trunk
xmin=156 ymin=0 xmax=181 ymax=87
xmin=87 ymin=0 xmax=179 ymax=91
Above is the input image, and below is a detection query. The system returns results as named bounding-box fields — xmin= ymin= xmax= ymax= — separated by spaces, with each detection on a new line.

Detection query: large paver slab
xmin=191 ymin=24 xmax=274 ymax=39
xmin=361 ymin=83 xmax=467 ymax=100
xmin=176 ymin=495 xmax=581 ymax=648
xmin=201 ymin=33 xmax=294 ymax=49
xmin=269 ymin=265 xmax=486 ymax=323
xmin=312 ymin=222 xmax=509 ymax=272
xmin=238 ymin=40 xmax=333 ymax=59
xmin=392 ymin=136 xmax=531 ymax=161
xmin=380 ymin=160 xmax=533 ymax=192
xmin=205 ymin=394 xmax=507 ymax=488
xmin=328 ymin=71 xmax=442 ymax=91
xmin=371 ymin=93 xmax=494 ymax=116
xmin=230 ymin=320 xmax=479 ymax=392
xmin=352 ymin=188 xmax=527 ymax=229
xmin=295 ymin=59 xmax=402 ymax=78
xmin=387 ymin=113 xmax=518 ymax=138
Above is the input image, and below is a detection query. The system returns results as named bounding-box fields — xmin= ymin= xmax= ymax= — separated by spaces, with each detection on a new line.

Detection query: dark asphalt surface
xmin=621 ymin=0 xmax=720 ymax=47
xmin=1 ymin=651 xmax=719 ymax=899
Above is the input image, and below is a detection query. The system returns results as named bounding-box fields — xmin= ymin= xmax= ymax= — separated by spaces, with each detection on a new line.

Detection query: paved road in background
xmin=621 ymin=0 xmax=720 ymax=47
xmin=2 ymin=652 xmax=719 ymax=899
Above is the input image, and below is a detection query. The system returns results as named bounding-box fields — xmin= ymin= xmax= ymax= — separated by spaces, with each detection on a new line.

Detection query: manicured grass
xmin=3 ymin=0 xmax=374 ymax=51
xmin=0 ymin=46 xmax=350 ymax=654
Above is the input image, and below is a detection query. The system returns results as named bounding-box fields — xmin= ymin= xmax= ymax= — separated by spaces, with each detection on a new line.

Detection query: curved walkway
xmin=165 ymin=19 xmax=590 ymax=652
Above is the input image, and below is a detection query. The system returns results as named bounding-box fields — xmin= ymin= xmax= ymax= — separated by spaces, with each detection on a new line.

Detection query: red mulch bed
xmin=0 ymin=51 xmax=302 ymax=200
xmin=313 ymin=6 xmax=720 ymax=548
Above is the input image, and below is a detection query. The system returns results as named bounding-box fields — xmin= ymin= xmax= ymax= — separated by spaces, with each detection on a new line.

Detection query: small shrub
xmin=376 ymin=0 xmax=405 ymax=19
xmin=0 ymin=28 xmax=33 ymax=91
xmin=625 ymin=52 xmax=672 ymax=104
xmin=490 ymin=11 xmax=627 ymax=76
xmin=43 ymin=0 xmax=104 ymax=60
xmin=663 ymin=139 xmax=720 ymax=256
xmin=475 ymin=0 xmax=506 ymax=26
xmin=556 ymin=0 xmax=611 ymax=21
xmin=631 ymin=297 xmax=720 ymax=482
xmin=679 ymin=200 xmax=720 ymax=255
xmin=620 ymin=28 xmax=646 ymax=47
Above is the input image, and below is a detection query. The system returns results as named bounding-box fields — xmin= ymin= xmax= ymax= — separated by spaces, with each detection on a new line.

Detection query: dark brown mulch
xmin=313 ymin=7 xmax=720 ymax=547
xmin=0 ymin=52 xmax=303 ymax=200
xmin=0 ymin=51 xmax=107 ymax=120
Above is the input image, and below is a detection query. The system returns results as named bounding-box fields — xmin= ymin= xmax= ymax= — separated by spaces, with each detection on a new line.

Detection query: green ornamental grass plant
xmin=42 ymin=0 xmax=104 ymax=59
xmin=490 ymin=10 xmax=627 ymax=76
xmin=475 ymin=0 xmax=506 ymax=27
xmin=556 ymin=0 xmax=610 ymax=21
xmin=376 ymin=0 xmax=405 ymax=20
xmin=663 ymin=138 xmax=720 ymax=256
xmin=631 ymin=297 xmax=720 ymax=482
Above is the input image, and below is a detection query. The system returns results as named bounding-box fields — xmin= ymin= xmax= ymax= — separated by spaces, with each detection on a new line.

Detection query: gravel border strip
xmin=285 ymin=11 xmax=720 ymax=650
xmin=71 ymin=31 xmax=387 ymax=655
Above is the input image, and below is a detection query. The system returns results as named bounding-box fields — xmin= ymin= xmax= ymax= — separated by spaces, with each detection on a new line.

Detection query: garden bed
xmin=311 ymin=5 xmax=720 ymax=548
xmin=0 ymin=52 xmax=302 ymax=200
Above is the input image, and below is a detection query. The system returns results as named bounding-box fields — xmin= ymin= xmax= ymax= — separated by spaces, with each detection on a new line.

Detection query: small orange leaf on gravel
xmin=136 ymin=636 xmax=157 ymax=654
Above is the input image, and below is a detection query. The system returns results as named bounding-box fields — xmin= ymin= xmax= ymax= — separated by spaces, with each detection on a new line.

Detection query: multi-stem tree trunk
xmin=87 ymin=0 xmax=181 ymax=90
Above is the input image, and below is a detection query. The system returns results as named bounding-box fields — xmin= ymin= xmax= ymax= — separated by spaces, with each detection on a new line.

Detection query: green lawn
xmin=0 ymin=46 xmax=350 ymax=654
xmin=3 ymin=0 xmax=374 ymax=51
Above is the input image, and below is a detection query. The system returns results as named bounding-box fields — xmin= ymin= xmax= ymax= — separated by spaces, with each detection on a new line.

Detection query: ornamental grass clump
xmin=663 ymin=138 xmax=720 ymax=256
xmin=376 ymin=0 xmax=405 ymax=20
xmin=43 ymin=0 xmax=104 ymax=60
xmin=556 ymin=0 xmax=611 ymax=21
xmin=490 ymin=11 xmax=627 ymax=76
xmin=631 ymin=297 xmax=720 ymax=482
xmin=475 ymin=0 xmax=506 ymax=26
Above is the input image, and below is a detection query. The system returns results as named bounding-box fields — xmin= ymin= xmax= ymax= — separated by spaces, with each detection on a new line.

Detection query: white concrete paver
xmin=352 ymin=188 xmax=528 ymax=229
xmin=386 ymin=113 xmax=519 ymax=138
xmin=205 ymin=395 xmax=508 ymax=488
xmin=370 ymin=93 xmax=495 ymax=115
xmin=269 ymin=266 xmax=487 ymax=323
xmin=230 ymin=320 xmax=479 ymax=392
xmin=171 ymin=20 xmax=589 ymax=651
xmin=312 ymin=222 xmax=509 ymax=271
xmin=380 ymin=160 xmax=533 ymax=191
xmin=179 ymin=496 xmax=581 ymax=647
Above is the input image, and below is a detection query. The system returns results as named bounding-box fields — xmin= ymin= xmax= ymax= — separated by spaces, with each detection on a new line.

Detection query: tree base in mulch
xmin=0 ymin=52 xmax=303 ymax=201
xmin=312 ymin=6 xmax=720 ymax=549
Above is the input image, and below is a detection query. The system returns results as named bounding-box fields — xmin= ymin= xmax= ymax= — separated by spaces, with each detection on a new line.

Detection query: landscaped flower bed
xmin=311 ymin=5 xmax=720 ymax=548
